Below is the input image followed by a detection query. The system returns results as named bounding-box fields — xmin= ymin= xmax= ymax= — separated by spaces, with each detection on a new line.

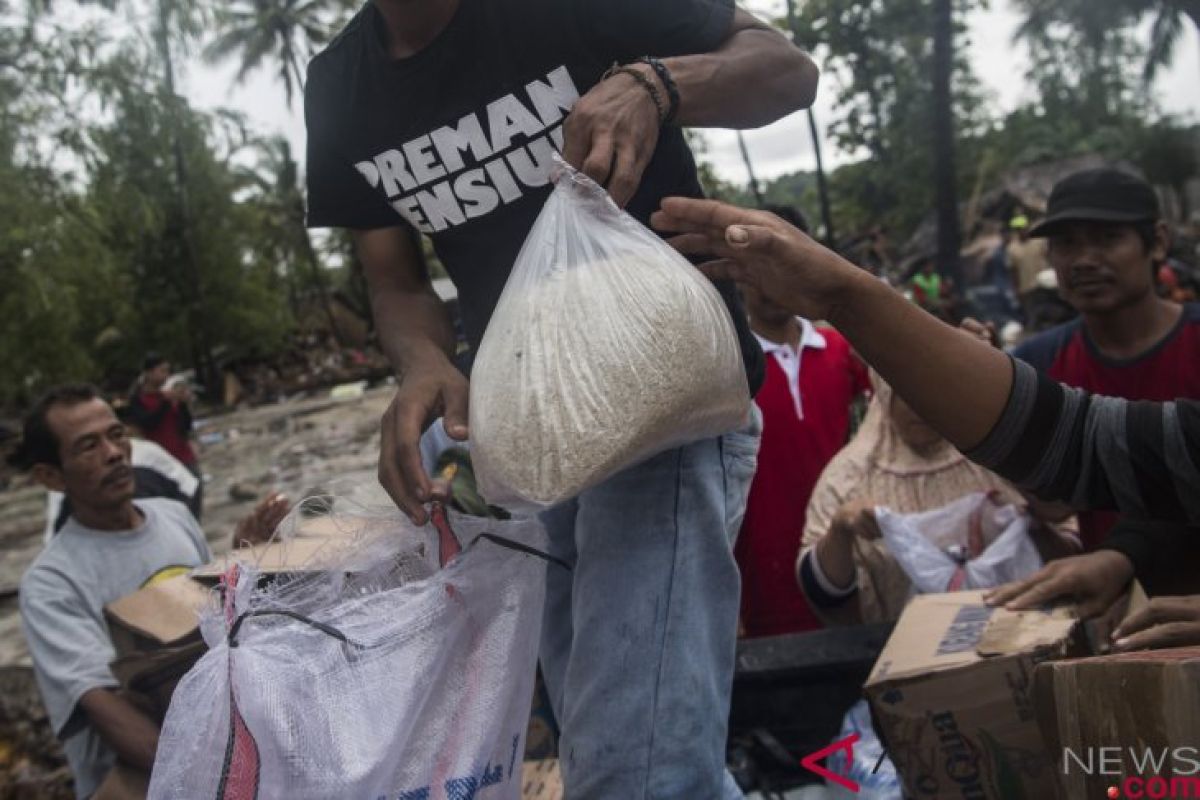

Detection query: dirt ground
xmin=0 ymin=385 xmax=396 ymax=797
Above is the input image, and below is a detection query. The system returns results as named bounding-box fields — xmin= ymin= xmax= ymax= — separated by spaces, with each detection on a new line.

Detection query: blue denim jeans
xmin=539 ymin=410 xmax=762 ymax=799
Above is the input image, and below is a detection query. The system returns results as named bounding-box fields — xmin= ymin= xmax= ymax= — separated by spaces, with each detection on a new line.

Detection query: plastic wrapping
xmin=825 ymin=700 xmax=902 ymax=800
xmin=877 ymin=491 xmax=1043 ymax=594
xmin=470 ymin=157 xmax=751 ymax=509
xmin=148 ymin=498 xmax=550 ymax=800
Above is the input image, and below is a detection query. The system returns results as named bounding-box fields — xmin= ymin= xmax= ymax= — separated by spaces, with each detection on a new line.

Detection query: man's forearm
xmin=829 ymin=270 xmax=1013 ymax=451
xmin=371 ymin=288 xmax=457 ymax=376
xmin=79 ymin=688 xmax=159 ymax=771
xmin=664 ymin=15 xmax=818 ymax=128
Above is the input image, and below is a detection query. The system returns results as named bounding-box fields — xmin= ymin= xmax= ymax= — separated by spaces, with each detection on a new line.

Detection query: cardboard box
xmin=1036 ymin=646 xmax=1200 ymax=799
xmin=189 ymin=535 xmax=354 ymax=581
xmin=105 ymin=575 xmax=213 ymax=723
xmin=865 ymin=590 xmax=1094 ymax=799
xmin=521 ymin=760 xmax=563 ymax=800
xmin=106 ymin=574 xmax=211 ymax=656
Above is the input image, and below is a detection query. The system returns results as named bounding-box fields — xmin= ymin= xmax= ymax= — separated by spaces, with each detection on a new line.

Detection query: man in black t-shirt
xmin=305 ymin=2 xmax=817 ymax=794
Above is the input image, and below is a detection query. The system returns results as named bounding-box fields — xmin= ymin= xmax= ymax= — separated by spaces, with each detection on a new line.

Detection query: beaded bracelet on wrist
xmin=602 ymin=61 xmax=667 ymax=126
xmin=635 ymin=56 xmax=680 ymax=125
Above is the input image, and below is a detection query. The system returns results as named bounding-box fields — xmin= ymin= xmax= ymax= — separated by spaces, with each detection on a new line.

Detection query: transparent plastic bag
xmin=149 ymin=500 xmax=552 ymax=800
xmin=877 ymin=492 xmax=1043 ymax=594
xmin=470 ymin=157 xmax=751 ymax=509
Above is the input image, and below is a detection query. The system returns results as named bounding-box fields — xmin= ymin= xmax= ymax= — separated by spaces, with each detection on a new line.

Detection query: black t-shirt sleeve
xmin=304 ymin=58 xmax=399 ymax=230
xmin=571 ymin=0 xmax=736 ymax=62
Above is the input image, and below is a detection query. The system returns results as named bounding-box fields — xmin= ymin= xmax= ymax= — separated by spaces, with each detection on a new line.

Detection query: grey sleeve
xmin=967 ymin=358 xmax=1200 ymax=524
xmin=18 ymin=570 xmax=118 ymax=738
xmin=163 ymin=500 xmax=213 ymax=563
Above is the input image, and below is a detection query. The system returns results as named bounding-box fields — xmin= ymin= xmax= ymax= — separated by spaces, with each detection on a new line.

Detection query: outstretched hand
xmin=650 ymin=197 xmax=861 ymax=322
xmin=233 ymin=492 xmax=291 ymax=549
xmin=984 ymin=550 xmax=1134 ymax=619
xmin=1113 ymin=595 xmax=1200 ymax=652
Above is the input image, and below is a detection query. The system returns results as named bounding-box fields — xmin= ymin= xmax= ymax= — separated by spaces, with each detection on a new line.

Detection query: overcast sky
xmin=182 ymin=0 xmax=1200 ymax=187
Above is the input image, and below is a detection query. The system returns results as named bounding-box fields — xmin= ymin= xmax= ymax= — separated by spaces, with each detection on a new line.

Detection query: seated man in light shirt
xmin=12 ymin=384 xmax=287 ymax=799
xmin=43 ymin=435 xmax=200 ymax=542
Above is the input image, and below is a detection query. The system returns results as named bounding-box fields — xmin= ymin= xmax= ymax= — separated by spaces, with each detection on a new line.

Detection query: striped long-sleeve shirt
xmin=968 ymin=359 xmax=1200 ymax=525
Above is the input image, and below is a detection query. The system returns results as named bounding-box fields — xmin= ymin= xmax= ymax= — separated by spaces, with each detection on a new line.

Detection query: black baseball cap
xmin=1029 ymin=168 xmax=1160 ymax=238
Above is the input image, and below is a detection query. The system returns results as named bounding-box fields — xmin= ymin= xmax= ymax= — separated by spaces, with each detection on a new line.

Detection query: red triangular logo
xmin=800 ymin=732 xmax=861 ymax=792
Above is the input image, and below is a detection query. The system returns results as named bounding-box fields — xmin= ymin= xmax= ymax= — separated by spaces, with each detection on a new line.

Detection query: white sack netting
xmin=149 ymin=494 xmax=555 ymax=800
xmin=470 ymin=157 xmax=751 ymax=509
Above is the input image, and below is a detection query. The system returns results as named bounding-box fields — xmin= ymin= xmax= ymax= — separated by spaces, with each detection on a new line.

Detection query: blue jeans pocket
xmin=721 ymin=406 xmax=762 ymax=540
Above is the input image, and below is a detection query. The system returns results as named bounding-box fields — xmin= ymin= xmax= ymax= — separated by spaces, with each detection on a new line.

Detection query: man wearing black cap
xmin=1006 ymin=167 xmax=1200 ymax=593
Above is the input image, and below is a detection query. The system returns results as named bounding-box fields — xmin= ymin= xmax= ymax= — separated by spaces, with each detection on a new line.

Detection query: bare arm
xmin=813 ymin=530 xmax=856 ymax=591
xmin=652 ymin=199 xmax=1011 ymax=450
xmin=812 ymin=502 xmax=881 ymax=591
xmin=652 ymin=197 xmax=1200 ymax=526
xmin=79 ymin=688 xmax=159 ymax=771
xmin=564 ymin=9 xmax=818 ymax=206
xmin=829 ymin=275 xmax=1012 ymax=450
xmin=664 ymin=9 xmax=819 ymax=128
xmin=354 ymin=226 xmax=468 ymax=524
xmin=355 ymin=226 xmax=455 ymax=368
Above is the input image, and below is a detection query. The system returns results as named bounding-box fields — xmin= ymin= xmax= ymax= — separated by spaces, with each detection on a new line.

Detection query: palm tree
xmin=39 ymin=0 xmax=218 ymax=383
xmin=204 ymin=0 xmax=350 ymax=107
xmin=238 ymin=136 xmax=344 ymax=341
xmin=206 ymin=0 xmax=361 ymax=344
xmin=1139 ymin=0 xmax=1200 ymax=81
xmin=1015 ymin=0 xmax=1199 ymax=84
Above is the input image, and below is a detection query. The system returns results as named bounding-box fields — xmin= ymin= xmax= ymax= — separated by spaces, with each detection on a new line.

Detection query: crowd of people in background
xmin=6 ymin=154 xmax=1199 ymax=799
xmin=0 ymin=0 xmax=1196 ymax=793
xmin=4 ymin=74 xmax=1198 ymax=800
xmin=733 ymin=167 xmax=1200 ymax=653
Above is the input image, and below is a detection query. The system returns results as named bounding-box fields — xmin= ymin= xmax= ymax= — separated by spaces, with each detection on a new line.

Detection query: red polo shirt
xmin=735 ymin=321 xmax=870 ymax=638
xmin=1014 ymin=303 xmax=1200 ymax=549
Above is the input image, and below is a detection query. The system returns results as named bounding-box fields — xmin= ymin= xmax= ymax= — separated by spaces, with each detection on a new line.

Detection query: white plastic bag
xmin=877 ymin=492 xmax=1043 ymax=594
xmin=149 ymin=505 xmax=552 ymax=800
xmin=470 ymin=158 xmax=751 ymax=509
xmin=825 ymin=700 xmax=902 ymax=800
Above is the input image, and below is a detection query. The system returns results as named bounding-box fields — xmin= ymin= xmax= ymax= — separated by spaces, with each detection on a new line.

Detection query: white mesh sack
xmin=148 ymin=503 xmax=554 ymax=800
xmin=470 ymin=158 xmax=751 ymax=509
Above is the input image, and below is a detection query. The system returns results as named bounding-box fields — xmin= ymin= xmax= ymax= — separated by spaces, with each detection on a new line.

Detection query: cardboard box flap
xmin=867 ymin=591 xmax=995 ymax=684
xmin=286 ymin=513 xmax=371 ymax=540
xmin=190 ymin=536 xmax=354 ymax=580
xmin=975 ymin=603 xmax=1078 ymax=657
xmin=866 ymin=590 xmax=1086 ymax=686
xmin=105 ymin=575 xmax=212 ymax=646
